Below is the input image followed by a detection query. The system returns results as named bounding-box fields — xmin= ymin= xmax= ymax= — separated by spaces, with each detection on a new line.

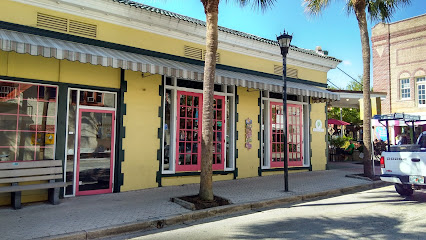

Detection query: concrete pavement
xmin=113 ymin=185 xmax=426 ymax=240
xmin=0 ymin=162 xmax=385 ymax=240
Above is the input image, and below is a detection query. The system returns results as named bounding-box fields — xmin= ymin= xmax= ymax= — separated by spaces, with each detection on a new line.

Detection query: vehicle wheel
xmin=395 ymin=184 xmax=414 ymax=196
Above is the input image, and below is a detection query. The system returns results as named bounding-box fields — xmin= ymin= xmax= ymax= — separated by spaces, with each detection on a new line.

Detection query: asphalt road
xmin=106 ymin=186 xmax=426 ymax=240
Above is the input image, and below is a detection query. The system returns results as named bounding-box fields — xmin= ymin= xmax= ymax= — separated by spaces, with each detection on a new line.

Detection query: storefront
xmin=0 ymin=0 xmax=340 ymax=206
xmin=161 ymin=78 xmax=236 ymax=175
xmin=64 ymin=88 xmax=118 ymax=196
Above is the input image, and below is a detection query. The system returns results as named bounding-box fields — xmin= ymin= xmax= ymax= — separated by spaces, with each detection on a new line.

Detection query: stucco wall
xmin=120 ymin=71 xmax=161 ymax=191
xmin=235 ymin=87 xmax=261 ymax=178
xmin=310 ymin=102 xmax=327 ymax=171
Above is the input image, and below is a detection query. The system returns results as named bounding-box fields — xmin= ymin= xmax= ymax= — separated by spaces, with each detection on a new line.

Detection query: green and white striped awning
xmin=0 ymin=28 xmax=339 ymax=101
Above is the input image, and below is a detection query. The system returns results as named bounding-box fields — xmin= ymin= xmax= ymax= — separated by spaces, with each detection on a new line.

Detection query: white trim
xmin=72 ymin=90 xmax=79 ymax=197
xmin=64 ymin=87 xmax=117 ymax=197
xmin=262 ymin=100 xmax=271 ymax=169
xmin=63 ymin=88 xmax=75 ymax=197
xmin=400 ymin=78 xmax=411 ymax=100
xmin=224 ymin=93 xmax=236 ymax=171
xmin=261 ymin=97 xmax=308 ymax=169
xmin=171 ymin=88 xmax=177 ymax=173
xmin=162 ymin=77 xmax=175 ymax=174
xmin=161 ymin=80 xmax=236 ymax=173
xmin=303 ymin=105 xmax=310 ymax=167
xmin=416 ymin=77 xmax=426 ymax=107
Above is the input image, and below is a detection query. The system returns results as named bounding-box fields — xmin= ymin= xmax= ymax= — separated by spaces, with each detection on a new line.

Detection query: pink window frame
xmin=175 ymin=91 xmax=225 ymax=172
xmin=287 ymin=104 xmax=303 ymax=167
xmin=175 ymin=91 xmax=203 ymax=172
xmin=212 ymin=95 xmax=225 ymax=170
xmin=75 ymin=108 xmax=115 ymax=196
xmin=0 ymin=81 xmax=57 ymax=162
xmin=269 ymin=102 xmax=303 ymax=168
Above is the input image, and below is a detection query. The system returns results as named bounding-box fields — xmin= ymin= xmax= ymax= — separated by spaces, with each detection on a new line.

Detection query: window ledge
xmin=260 ymin=166 xmax=310 ymax=172
xmin=161 ymin=170 xmax=233 ymax=177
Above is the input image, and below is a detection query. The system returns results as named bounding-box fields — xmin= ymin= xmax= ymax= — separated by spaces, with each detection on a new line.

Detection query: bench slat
xmin=0 ymin=167 xmax=62 ymax=178
xmin=0 ymin=182 xmax=67 ymax=193
xmin=0 ymin=174 xmax=63 ymax=184
xmin=0 ymin=160 xmax=63 ymax=170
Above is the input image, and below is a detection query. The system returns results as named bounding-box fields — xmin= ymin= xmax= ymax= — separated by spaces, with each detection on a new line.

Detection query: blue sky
xmin=136 ymin=0 xmax=425 ymax=90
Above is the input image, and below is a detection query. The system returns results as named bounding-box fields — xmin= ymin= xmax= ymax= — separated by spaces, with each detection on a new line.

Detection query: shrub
xmin=329 ymin=135 xmax=353 ymax=148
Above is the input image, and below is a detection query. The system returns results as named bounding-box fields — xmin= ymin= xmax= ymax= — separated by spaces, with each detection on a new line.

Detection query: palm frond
xmin=302 ymin=0 xmax=332 ymax=15
xmin=346 ymin=1 xmax=354 ymax=16
xmin=225 ymin=0 xmax=276 ymax=11
xmin=366 ymin=0 xmax=411 ymax=22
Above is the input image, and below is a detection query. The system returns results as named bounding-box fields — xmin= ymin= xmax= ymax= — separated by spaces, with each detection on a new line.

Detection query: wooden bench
xmin=0 ymin=160 xmax=66 ymax=209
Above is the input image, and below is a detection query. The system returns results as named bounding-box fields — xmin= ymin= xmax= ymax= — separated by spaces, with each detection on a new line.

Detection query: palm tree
xmin=199 ymin=0 xmax=275 ymax=201
xmin=304 ymin=0 xmax=410 ymax=178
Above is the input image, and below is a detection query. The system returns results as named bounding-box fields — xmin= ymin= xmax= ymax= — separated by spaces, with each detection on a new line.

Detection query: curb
xmin=43 ymin=181 xmax=391 ymax=240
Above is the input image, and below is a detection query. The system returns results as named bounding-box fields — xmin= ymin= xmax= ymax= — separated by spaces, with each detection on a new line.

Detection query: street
xmin=107 ymin=186 xmax=426 ymax=240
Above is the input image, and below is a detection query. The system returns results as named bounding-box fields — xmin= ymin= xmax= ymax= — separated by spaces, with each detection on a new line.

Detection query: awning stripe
xmin=0 ymin=29 xmax=339 ymax=100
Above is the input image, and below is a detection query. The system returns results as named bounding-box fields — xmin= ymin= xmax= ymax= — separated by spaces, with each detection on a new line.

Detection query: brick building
xmin=372 ymin=14 xmax=426 ymax=142
xmin=372 ymin=14 xmax=426 ymax=116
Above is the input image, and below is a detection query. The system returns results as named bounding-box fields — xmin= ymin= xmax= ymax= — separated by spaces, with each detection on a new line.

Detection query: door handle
xmin=411 ymin=158 xmax=420 ymax=162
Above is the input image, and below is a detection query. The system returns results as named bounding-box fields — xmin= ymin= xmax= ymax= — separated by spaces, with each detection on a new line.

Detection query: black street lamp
xmin=277 ymin=31 xmax=292 ymax=192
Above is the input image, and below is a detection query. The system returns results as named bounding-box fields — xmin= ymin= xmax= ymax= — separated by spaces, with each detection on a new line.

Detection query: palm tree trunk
xmin=353 ymin=1 xmax=374 ymax=178
xmin=199 ymin=0 xmax=219 ymax=201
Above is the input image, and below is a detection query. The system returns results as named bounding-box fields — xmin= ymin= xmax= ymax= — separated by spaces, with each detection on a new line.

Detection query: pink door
xmin=270 ymin=102 xmax=303 ymax=168
xmin=76 ymin=109 xmax=115 ymax=196
xmin=176 ymin=91 xmax=225 ymax=172
xmin=212 ymin=95 xmax=225 ymax=170
xmin=287 ymin=104 xmax=303 ymax=167
xmin=176 ymin=91 xmax=202 ymax=172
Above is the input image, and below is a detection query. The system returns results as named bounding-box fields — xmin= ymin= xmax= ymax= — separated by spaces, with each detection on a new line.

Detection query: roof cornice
xmin=11 ymin=0 xmax=341 ymax=72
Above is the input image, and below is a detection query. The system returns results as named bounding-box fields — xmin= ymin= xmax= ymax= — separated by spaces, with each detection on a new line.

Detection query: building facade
xmin=372 ymin=14 xmax=426 ymax=142
xmin=0 ymin=0 xmax=340 ymax=206
xmin=372 ymin=14 xmax=426 ymax=116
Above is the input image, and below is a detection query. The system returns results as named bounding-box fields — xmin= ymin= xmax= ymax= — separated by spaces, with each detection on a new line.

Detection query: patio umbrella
xmin=328 ymin=118 xmax=350 ymax=125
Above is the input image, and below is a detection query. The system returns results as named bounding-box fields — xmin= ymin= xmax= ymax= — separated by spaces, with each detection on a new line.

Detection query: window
xmin=162 ymin=78 xmax=235 ymax=173
xmin=417 ymin=77 xmax=426 ymax=106
xmin=0 ymin=80 xmax=58 ymax=162
xmin=269 ymin=102 xmax=303 ymax=168
xmin=175 ymin=92 xmax=225 ymax=172
xmin=400 ymin=78 xmax=410 ymax=99
xmin=260 ymin=91 xmax=307 ymax=170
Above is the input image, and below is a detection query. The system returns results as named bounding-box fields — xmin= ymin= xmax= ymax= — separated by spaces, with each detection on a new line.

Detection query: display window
xmin=162 ymin=78 xmax=235 ymax=173
xmin=0 ymin=80 xmax=58 ymax=162
xmin=269 ymin=102 xmax=303 ymax=167
xmin=261 ymin=92 xmax=308 ymax=169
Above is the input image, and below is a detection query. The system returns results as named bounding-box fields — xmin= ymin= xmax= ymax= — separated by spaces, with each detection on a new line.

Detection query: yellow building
xmin=0 ymin=0 xmax=340 ymax=205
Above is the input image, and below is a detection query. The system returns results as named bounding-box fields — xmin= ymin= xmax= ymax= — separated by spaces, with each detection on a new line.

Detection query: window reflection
xmin=76 ymin=90 xmax=115 ymax=108
xmin=163 ymin=90 xmax=172 ymax=171
xmin=0 ymin=81 xmax=57 ymax=162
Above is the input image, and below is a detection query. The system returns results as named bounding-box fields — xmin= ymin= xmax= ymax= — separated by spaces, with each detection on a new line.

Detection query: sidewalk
xmin=1 ymin=162 xmax=385 ymax=240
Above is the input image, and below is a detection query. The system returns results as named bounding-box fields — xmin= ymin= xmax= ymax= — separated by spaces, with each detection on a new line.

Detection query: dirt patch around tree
xmin=177 ymin=195 xmax=231 ymax=210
